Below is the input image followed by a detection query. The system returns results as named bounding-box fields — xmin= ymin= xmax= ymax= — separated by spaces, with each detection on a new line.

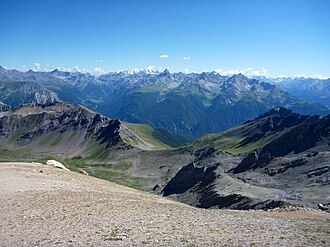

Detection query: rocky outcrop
xmin=198 ymin=190 xmax=289 ymax=210
xmin=34 ymin=89 xmax=60 ymax=104
xmin=318 ymin=203 xmax=330 ymax=213
xmin=162 ymin=162 xmax=219 ymax=196
xmin=0 ymin=102 xmax=10 ymax=112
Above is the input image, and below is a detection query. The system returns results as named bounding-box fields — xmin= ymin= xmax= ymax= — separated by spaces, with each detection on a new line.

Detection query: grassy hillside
xmin=188 ymin=123 xmax=262 ymax=154
xmin=189 ymin=108 xmax=312 ymax=154
xmin=124 ymin=123 xmax=187 ymax=149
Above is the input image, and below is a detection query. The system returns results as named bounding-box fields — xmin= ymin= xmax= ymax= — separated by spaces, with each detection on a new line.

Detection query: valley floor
xmin=0 ymin=162 xmax=329 ymax=247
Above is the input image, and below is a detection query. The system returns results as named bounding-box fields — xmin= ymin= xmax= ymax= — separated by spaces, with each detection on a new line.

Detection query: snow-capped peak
xmin=112 ymin=66 xmax=161 ymax=75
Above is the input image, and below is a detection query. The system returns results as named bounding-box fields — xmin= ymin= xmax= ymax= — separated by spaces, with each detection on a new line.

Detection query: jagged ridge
xmin=1 ymin=67 xmax=329 ymax=139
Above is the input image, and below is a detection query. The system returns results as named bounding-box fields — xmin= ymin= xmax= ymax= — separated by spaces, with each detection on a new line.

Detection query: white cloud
xmin=183 ymin=56 xmax=191 ymax=60
xmin=160 ymin=54 xmax=169 ymax=58
xmin=215 ymin=68 xmax=267 ymax=77
xmin=34 ymin=63 xmax=41 ymax=71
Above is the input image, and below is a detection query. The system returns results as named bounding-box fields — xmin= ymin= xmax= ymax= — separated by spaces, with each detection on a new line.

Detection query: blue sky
xmin=1 ymin=0 xmax=329 ymax=77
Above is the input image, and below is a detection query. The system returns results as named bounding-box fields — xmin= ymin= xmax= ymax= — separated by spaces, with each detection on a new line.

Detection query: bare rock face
xmin=46 ymin=160 xmax=70 ymax=171
xmin=232 ymin=152 xmax=258 ymax=174
xmin=162 ymin=161 xmax=219 ymax=196
xmin=34 ymin=90 xmax=60 ymax=104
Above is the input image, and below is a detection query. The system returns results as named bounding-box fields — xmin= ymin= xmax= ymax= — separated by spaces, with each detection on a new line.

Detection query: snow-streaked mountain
xmin=0 ymin=66 xmax=329 ymax=138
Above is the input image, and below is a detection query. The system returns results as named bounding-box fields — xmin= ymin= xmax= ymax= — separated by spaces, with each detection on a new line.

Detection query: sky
xmin=0 ymin=0 xmax=330 ymax=77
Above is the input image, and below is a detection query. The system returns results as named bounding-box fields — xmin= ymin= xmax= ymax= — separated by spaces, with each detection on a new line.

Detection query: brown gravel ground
xmin=0 ymin=162 xmax=329 ymax=247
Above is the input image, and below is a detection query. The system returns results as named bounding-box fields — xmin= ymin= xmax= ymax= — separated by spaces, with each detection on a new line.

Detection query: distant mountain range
xmin=254 ymin=76 xmax=330 ymax=108
xmin=0 ymin=66 xmax=329 ymax=139
xmin=0 ymin=103 xmax=329 ymax=209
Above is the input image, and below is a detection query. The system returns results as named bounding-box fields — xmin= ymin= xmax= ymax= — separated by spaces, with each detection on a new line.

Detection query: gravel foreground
xmin=0 ymin=162 xmax=329 ymax=247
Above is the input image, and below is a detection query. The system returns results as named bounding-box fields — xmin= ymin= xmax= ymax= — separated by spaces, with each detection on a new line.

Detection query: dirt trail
xmin=0 ymin=162 xmax=329 ymax=246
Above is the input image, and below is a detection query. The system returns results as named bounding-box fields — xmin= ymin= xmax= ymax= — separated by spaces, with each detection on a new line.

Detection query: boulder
xmin=318 ymin=203 xmax=330 ymax=212
xmin=45 ymin=160 xmax=70 ymax=171
xmin=79 ymin=169 xmax=88 ymax=175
